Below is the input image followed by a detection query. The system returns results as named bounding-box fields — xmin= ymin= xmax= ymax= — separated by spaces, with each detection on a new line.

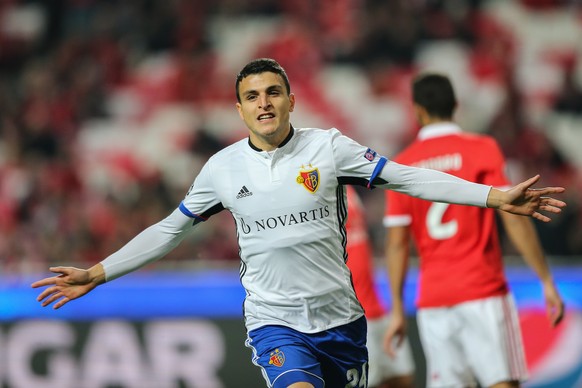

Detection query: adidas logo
xmin=236 ymin=185 xmax=253 ymax=199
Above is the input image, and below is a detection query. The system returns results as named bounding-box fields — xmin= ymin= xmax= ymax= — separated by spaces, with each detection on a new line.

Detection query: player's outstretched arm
xmin=31 ymin=208 xmax=194 ymax=310
xmin=31 ymin=264 xmax=105 ymax=309
xmin=486 ymin=175 xmax=566 ymax=222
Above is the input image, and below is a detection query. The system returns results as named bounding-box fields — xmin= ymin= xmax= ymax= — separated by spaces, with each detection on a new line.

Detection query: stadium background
xmin=0 ymin=0 xmax=581 ymax=387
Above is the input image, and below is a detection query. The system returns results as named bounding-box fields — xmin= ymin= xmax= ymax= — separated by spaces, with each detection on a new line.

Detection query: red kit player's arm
xmin=498 ymin=211 xmax=565 ymax=327
xmin=383 ymin=224 xmax=411 ymax=357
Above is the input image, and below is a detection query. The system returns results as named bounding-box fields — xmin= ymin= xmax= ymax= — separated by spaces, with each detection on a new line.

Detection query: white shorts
xmin=367 ymin=314 xmax=415 ymax=387
xmin=417 ymin=294 xmax=528 ymax=388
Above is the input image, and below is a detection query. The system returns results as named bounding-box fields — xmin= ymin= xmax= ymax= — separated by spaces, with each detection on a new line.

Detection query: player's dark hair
xmin=412 ymin=73 xmax=457 ymax=119
xmin=235 ymin=58 xmax=291 ymax=103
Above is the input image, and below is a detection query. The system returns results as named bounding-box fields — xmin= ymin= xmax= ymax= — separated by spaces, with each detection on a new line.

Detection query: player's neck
xmin=423 ymin=117 xmax=453 ymax=126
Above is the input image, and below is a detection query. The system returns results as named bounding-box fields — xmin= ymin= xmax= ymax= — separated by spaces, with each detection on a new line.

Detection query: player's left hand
xmin=494 ymin=175 xmax=566 ymax=222
xmin=383 ymin=310 xmax=407 ymax=358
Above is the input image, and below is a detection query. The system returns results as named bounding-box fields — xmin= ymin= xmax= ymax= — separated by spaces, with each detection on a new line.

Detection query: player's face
xmin=236 ymin=72 xmax=295 ymax=151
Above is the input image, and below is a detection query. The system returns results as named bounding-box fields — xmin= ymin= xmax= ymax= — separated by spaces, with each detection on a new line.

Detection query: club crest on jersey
xmin=269 ymin=349 xmax=285 ymax=367
xmin=296 ymin=164 xmax=319 ymax=193
xmin=364 ymin=148 xmax=377 ymax=161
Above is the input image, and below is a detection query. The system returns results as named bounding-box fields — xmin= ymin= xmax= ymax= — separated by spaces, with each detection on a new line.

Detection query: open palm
xmin=500 ymin=175 xmax=566 ymax=222
xmin=31 ymin=267 xmax=99 ymax=309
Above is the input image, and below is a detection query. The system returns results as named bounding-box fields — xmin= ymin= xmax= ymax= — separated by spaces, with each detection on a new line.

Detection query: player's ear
xmin=236 ymin=102 xmax=244 ymax=120
xmin=413 ymin=103 xmax=428 ymax=125
xmin=289 ymin=93 xmax=295 ymax=112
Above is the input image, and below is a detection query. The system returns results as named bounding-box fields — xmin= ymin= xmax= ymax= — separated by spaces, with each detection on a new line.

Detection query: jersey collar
xmin=417 ymin=122 xmax=462 ymax=141
xmin=247 ymin=125 xmax=295 ymax=152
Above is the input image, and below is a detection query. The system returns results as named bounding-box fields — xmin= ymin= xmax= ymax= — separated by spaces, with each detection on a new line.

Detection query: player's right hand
xmin=31 ymin=266 xmax=101 ymax=309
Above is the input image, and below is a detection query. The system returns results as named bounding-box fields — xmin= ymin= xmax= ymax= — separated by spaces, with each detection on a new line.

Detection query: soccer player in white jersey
xmin=383 ymin=73 xmax=565 ymax=388
xmin=32 ymin=58 xmax=566 ymax=388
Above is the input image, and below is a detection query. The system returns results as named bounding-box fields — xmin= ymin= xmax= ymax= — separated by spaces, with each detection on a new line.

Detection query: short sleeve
xmin=180 ymin=159 xmax=224 ymax=222
xmin=328 ymin=128 xmax=388 ymax=185
xmin=383 ymin=188 xmax=412 ymax=227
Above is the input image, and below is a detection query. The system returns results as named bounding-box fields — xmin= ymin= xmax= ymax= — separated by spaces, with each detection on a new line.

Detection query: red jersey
xmin=345 ymin=185 xmax=386 ymax=319
xmin=384 ymin=123 xmax=511 ymax=308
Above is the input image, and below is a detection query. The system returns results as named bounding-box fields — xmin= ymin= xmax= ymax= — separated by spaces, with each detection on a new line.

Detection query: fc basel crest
xmin=269 ymin=349 xmax=285 ymax=367
xmin=296 ymin=164 xmax=319 ymax=193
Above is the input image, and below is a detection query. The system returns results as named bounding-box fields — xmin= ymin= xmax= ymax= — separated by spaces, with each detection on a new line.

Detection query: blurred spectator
xmin=350 ymin=0 xmax=420 ymax=69
xmin=552 ymin=55 xmax=582 ymax=115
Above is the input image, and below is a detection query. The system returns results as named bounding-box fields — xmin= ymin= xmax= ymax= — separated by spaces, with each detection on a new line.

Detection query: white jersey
xmin=101 ymin=127 xmax=491 ymax=334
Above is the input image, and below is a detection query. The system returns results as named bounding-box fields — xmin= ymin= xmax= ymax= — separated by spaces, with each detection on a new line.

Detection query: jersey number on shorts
xmin=426 ymin=202 xmax=458 ymax=240
xmin=345 ymin=361 xmax=367 ymax=387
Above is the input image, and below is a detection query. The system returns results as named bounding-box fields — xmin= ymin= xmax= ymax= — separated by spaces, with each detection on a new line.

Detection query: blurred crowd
xmin=0 ymin=0 xmax=581 ymax=275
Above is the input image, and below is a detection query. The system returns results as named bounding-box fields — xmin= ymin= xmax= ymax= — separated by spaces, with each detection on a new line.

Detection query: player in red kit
xmin=383 ymin=73 xmax=564 ymax=388
xmin=346 ymin=186 xmax=415 ymax=388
